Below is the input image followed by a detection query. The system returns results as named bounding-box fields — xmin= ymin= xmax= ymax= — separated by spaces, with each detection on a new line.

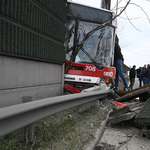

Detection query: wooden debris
xmin=109 ymin=103 xmax=144 ymax=118
xmin=109 ymin=112 xmax=136 ymax=123
xmin=115 ymin=87 xmax=150 ymax=102
xmin=109 ymin=85 xmax=150 ymax=138
xmin=115 ymin=84 xmax=150 ymax=97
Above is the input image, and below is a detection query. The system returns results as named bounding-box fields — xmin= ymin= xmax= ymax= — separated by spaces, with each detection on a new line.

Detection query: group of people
xmin=114 ymin=36 xmax=150 ymax=91
xmin=128 ymin=64 xmax=150 ymax=90
xmin=136 ymin=64 xmax=150 ymax=87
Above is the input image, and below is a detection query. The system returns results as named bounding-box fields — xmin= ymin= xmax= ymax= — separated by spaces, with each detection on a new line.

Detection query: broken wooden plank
xmin=110 ymin=106 xmax=131 ymax=117
xmin=115 ymin=87 xmax=150 ymax=102
xmin=115 ymin=84 xmax=150 ymax=97
xmin=109 ymin=102 xmax=144 ymax=117
xmin=108 ymin=112 xmax=136 ymax=123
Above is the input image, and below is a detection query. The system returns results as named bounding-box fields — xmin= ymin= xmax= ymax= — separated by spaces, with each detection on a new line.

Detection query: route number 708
xmin=85 ymin=66 xmax=96 ymax=72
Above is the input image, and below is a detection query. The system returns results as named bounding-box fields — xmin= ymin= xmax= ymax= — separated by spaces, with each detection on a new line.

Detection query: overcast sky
xmin=70 ymin=0 xmax=150 ymax=68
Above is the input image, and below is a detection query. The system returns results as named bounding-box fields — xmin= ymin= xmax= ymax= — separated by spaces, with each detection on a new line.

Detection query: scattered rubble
xmin=94 ymin=84 xmax=150 ymax=150
xmin=99 ymin=123 xmax=150 ymax=150
xmin=108 ymin=84 xmax=150 ymax=139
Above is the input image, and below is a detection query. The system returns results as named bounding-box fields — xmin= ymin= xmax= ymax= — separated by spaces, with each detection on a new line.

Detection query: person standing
xmin=129 ymin=65 xmax=136 ymax=90
xmin=136 ymin=67 xmax=141 ymax=79
xmin=114 ymin=37 xmax=128 ymax=91
xmin=143 ymin=65 xmax=150 ymax=85
xmin=136 ymin=67 xmax=143 ymax=87
xmin=136 ymin=67 xmax=142 ymax=87
xmin=138 ymin=65 xmax=146 ymax=87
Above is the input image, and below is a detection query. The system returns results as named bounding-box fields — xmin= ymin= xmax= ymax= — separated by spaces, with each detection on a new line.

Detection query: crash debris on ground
xmin=109 ymin=84 xmax=150 ymax=139
xmin=94 ymin=85 xmax=150 ymax=150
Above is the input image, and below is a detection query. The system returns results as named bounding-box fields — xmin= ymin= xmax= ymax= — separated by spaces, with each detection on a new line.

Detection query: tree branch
xmin=111 ymin=0 xmax=123 ymax=11
xmin=119 ymin=16 xmax=140 ymax=20
xmin=65 ymin=0 xmax=131 ymax=73
xmin=124 ymin=10 xmax=142 ymax=32
xmin=130 ymin=3 xmax=150 ymax=24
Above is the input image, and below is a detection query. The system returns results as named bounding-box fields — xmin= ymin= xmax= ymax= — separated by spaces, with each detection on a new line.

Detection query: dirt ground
xmin=97 ymin=122 xmax=150 ymax=150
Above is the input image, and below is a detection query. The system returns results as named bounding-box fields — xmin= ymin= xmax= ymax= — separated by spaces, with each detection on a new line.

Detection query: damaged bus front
xmin=64 ymin=1 xmax=117 ymax=93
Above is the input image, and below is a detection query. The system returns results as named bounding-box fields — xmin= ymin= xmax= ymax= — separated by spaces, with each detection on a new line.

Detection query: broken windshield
xmin=65 ymin=20 xmax=114 ymax=68
xmin=76 ymin=21 xmax=114 ymax=67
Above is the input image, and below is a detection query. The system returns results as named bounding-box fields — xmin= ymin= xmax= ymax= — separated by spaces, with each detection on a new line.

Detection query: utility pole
xmin=101 ymin=0 xmax=111 ymax=10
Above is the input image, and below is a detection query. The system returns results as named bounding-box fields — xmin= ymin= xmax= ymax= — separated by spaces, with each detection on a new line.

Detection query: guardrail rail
xmin=0 ymin=89 xmax=112 ymax=137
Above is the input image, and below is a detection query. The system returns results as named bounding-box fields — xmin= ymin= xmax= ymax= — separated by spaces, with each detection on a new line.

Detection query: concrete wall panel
xmin=0 ymin=56 xmax=64 ymax=108
xmin=0 ymin=56 xmax=62 ymax=89
xmin=0 ymin=84 xmax=62 ymax=108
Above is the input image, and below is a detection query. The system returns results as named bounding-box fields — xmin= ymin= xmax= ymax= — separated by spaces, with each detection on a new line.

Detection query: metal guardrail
xmin=0 ymin=89 xmax=112 ymax=137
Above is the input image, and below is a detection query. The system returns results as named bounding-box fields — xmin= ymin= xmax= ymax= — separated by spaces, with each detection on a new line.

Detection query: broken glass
xmin=75 ymin=21 xmax=114 ymax=68
xmin=65 ymin=20 xmax=114 ymax=68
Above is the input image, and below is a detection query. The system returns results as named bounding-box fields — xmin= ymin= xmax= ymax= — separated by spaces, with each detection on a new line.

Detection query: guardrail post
xmin=28 ymin=123 xmax=34 ymax=142
xmin=22 ymin=96 xmax=34 ymax=143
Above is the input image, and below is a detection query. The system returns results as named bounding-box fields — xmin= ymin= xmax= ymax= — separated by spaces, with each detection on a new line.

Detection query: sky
xmin=69 ymin=0 xmax=150 ymax=68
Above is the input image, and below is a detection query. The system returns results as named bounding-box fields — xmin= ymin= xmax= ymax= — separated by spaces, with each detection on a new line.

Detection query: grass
xmin=0 ymin=103 xmax=109 ymax=150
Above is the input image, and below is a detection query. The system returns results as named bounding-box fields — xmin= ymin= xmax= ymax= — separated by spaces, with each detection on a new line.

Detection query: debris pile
xmin=109 ymin=84 xmax=150 ymax=139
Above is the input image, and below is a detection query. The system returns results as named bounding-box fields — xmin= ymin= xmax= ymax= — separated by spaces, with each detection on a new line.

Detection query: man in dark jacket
xmin=136 ymin=65 xmax=146 ymax=87
xmin=143 ymin=65 xmax=150 ymax=85
xmin=129 ymin=65 xmax=136 ymax=90
xmin=136 ymin=66 xmax=143 ymax=87
xmin=114 ymin=38 xmax=128 ymax=91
